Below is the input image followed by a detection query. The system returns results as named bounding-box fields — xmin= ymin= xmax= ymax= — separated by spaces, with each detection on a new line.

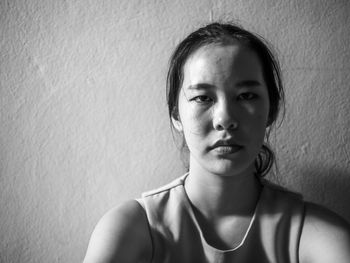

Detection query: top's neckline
xmin=178 ymin=173 xmax=263 ymax=254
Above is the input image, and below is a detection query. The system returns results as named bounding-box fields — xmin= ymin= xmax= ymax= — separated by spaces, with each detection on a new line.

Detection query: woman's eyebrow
xmin=187 ymin=80 xmax=261 ymax=90
xmin=187 ymin=83 xmax=215 ymax=90
xmin=236 ymin=80 xmax=262 ymax=88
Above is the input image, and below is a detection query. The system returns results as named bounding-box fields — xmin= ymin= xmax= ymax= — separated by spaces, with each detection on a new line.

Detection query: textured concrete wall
xmin=1 ymin=0 xmax=349 ymax=262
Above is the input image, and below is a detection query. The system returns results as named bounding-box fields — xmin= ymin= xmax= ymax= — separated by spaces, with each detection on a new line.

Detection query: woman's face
xmin=173 ymin=43 xmax=270 ymax=177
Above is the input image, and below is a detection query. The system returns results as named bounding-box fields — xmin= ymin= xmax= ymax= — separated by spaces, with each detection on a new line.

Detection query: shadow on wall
xmin=298 ymin=166 xmax=350 ymax=223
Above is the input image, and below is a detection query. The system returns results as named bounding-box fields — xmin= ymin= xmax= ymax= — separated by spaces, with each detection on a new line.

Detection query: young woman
xmin=83 ymin=23 xmax=350 ymax=263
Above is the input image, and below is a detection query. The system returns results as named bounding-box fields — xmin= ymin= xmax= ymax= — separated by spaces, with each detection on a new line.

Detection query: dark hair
xmin=166 ymin=22 xmax=284 ymax=177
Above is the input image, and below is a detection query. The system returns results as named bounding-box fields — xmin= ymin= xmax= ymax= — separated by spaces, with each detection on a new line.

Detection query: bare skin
xmin=83 ymin=44 xmax=350 ymax=262
xmin=183 ymin=159 xmax=262 ymax=250
xmin=300 ymin=203 xmax=350 ymax=263
xmin=83 ymin=200 xmax=152 ymax=263
xmin=82 ymin=194 xmax=350 ymax=263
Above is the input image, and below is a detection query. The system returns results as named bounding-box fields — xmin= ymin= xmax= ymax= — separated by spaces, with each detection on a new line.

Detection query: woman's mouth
xmin=213 ymin=145 xmax=243 ymax=154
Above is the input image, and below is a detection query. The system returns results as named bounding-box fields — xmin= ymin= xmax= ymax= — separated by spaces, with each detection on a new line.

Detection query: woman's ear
xmin=171 ymin=115 xmax=183 ymax=132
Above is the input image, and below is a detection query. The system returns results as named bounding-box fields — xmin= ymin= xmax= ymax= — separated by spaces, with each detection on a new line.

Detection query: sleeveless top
xmin=137 ymin=174 xmax=305 ymax=263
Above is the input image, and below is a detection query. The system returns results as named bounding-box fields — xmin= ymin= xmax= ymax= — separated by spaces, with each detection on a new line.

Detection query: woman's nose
xmin=212 ymin=101 xmax=239 ymax=131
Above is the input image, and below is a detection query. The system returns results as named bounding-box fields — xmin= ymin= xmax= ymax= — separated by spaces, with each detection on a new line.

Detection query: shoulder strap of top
xmin=254 ymin=183 xmax=305 ymax=263
xmin=141 ymin=174 xmax=188 ymax=197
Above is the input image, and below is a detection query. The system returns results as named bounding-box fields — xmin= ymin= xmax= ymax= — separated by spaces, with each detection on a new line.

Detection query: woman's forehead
xmin=183 ymin=44 xmax=264 ymax=84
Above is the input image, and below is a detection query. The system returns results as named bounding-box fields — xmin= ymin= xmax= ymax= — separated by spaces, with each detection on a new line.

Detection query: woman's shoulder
xmin=299 ymin=201 xmax=350 ymax=263
xmin=83 ymin=200 xmax=152 ymax=263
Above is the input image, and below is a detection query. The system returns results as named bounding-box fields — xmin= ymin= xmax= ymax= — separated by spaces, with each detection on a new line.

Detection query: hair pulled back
xmin=166 ymin=22 xmax=284 ymax=177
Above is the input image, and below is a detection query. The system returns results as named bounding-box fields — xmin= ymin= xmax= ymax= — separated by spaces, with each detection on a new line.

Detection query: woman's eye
xmin=237 ymin=93 xmax=257 ymax=101
xmin=192 ymin=96 xmax=212 ymax=103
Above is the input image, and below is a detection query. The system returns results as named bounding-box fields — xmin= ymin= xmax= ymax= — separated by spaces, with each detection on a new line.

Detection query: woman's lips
xmin=213 ymin=145 xmax=243 ymax=154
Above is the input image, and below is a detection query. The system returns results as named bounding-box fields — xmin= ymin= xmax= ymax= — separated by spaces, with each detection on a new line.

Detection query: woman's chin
xmin=203 ymin=160 xmax=254 ymax=178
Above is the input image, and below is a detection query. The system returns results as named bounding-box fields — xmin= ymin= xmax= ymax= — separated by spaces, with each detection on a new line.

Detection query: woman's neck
xmin=184 ymin=160 xmax=262 ymax=220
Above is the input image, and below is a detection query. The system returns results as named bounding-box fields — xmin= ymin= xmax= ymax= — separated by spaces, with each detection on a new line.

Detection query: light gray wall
xmin=1 ymin=0 xmax=349 ymax=262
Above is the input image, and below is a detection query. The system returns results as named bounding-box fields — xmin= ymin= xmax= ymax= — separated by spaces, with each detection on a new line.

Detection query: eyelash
xmin=191 ymin=93 xmax=258 ymax=104
xmin=191 ymin=95 xmax=213 ymax=104
xmin=237 ymin=92 xmax=258 ymax=101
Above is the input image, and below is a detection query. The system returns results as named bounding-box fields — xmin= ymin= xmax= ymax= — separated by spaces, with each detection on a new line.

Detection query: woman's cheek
xmin=183 ymin=108 xmax=212 ymax=136
xmin=244 ymin=102 xmax=269 ymax=126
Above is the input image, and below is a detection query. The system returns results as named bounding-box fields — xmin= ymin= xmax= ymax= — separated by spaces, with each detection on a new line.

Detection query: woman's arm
xmin=83 ymin=200 xmax=152 ymax=263
xmin=299 ymin=202 xmax=350 ymax=263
